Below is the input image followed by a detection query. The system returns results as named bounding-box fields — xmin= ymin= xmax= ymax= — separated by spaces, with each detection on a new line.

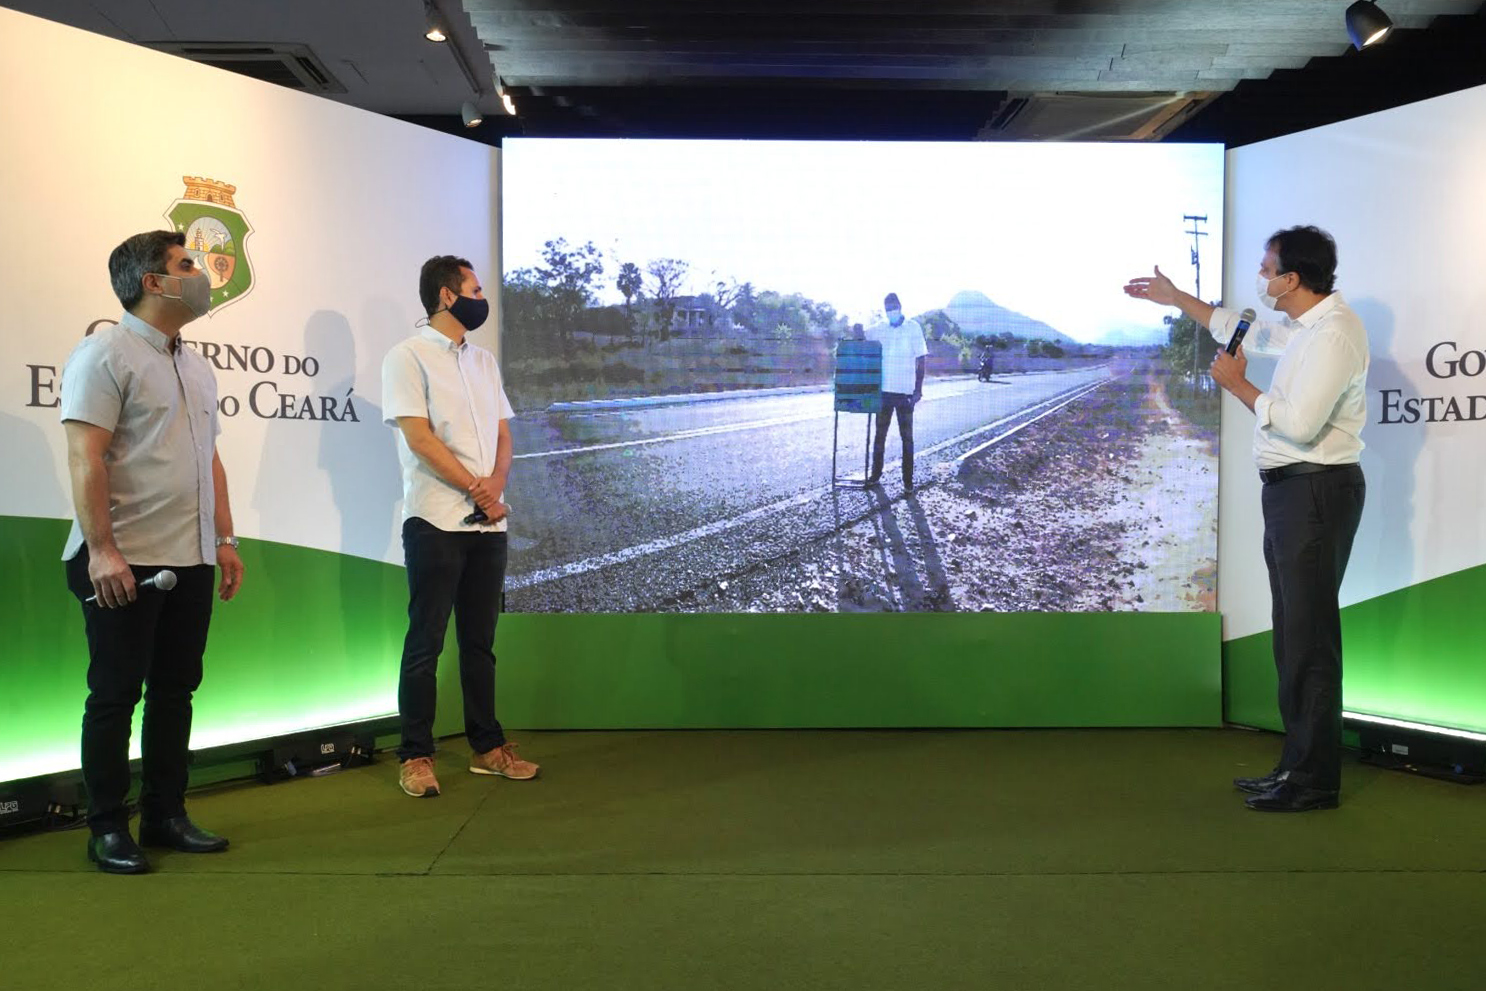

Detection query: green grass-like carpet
xmin=1 ymin=729 xmax=1480 ymax=990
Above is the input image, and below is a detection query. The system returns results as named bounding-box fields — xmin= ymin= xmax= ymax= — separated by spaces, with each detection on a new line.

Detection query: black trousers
xmin=870 ymin=391 xmax=916 ymax=487
xmin=397 ymin=517 xmax=507 ymax=761
xmin=1261 ymin=463 xmax=1366 ymax=791
xmin=65 ymin=548 xmax=215 ymax=836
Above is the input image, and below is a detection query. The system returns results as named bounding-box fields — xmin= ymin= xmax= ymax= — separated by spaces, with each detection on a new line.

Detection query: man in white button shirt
xmin=863 ymin=292 xmax=928 ymax=490
xmin=61 ymin=230 xmax=244 ymax=873
xmin=382 ymin=255 xmax=538 ymax=799
xmin=1125 ymin=225 xmax=1367 ymax=813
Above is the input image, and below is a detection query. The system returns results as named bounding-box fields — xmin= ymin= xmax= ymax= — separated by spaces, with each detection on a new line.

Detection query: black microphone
xmin=86 ymin=568 xmax=177 ymax=604
xmin=1226 ymin=307 xmax=1257 ymax=356
xmin=462 ymin=507 xmax=489 ymax=526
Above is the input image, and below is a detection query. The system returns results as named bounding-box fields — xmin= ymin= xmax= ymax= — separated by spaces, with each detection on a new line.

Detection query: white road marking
xmin=514 ymin=369 xmax=1101 ymax=460
xmin=954 ymin=378 xmax=1113 ymax=463
xmin=512 ymin=411 xmax=825 ymax=460
xmin=507 ymin=369 xmax=1112 ymax=590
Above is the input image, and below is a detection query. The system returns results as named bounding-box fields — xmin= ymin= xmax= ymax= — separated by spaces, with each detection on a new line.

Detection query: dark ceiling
xmin=455 ymin=0 xmax=1486 ymax=143
xmin=5 ymin=0 xmax=1484 ymax=145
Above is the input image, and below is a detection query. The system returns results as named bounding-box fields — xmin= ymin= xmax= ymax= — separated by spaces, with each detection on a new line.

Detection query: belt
xmin=1257 ymin=461 xmax=1359 ymax=485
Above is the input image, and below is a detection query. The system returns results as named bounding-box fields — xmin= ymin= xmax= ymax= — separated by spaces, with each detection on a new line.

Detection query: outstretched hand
xmin=1123 ymin=265 xmax=1179 ymax=306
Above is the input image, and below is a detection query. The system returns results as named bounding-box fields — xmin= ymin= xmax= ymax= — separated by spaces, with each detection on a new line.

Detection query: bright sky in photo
xmin=503 ymin=138 xmax=1224 ymax=342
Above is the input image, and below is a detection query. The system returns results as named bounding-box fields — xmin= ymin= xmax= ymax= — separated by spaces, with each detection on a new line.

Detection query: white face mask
xmin=1256 ymin=272 xmax=1292 ymax=310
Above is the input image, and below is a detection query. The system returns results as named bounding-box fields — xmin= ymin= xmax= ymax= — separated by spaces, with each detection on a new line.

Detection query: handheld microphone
xmin=1226 ymin=307 xmax=1257 ymax=356
xmin=461 ymin=503 xmax=510 ymax=526
xmin=86 ymin=568 xmax=177 ymax=604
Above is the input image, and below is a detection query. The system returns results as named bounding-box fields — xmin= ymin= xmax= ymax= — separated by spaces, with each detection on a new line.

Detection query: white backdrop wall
xmin=0 ymin=6 xmax=501 ymax=563
xmin=1218 ymin=82 xmax=1486 ymax=642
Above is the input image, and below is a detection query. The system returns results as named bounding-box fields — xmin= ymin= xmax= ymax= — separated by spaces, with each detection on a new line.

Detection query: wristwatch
xmin=215 ymin=535 xmax=240 ymax=549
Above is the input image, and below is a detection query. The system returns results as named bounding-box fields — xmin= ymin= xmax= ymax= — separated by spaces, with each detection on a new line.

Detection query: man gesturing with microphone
xmin=1125 ymin=226 xmax=1368 ymax=812
xmin=61 ymin=231 xmax=243 ymax=873
xmin=382 ymin=255 xmax=537 ymax=800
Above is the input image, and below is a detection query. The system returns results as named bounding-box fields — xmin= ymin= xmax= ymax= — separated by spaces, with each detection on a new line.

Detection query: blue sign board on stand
xmin=832 ymin=340 xmax=882 ymax=486
xmin=834 ymin=339 xmax=882 ymax=414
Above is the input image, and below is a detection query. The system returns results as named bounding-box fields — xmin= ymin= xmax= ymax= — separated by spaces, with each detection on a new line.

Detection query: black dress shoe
xmin=88 ymin=831 xmax=150 ymax=874
xmin=139 ymin=816 xmax=230 ymax=853
xmin=1234 ymin=768 xmax=1288 ymax=795
xmin=1244 ymin=780 xmax=1339 ymax=813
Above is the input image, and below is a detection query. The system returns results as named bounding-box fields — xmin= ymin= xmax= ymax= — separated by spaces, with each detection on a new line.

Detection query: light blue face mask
xmin=885 ymin=308 xmax=903 ymax=326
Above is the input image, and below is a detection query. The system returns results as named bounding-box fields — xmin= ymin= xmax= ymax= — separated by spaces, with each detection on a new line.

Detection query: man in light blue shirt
xmin=61 ymin=230 xmax=244 ymax=873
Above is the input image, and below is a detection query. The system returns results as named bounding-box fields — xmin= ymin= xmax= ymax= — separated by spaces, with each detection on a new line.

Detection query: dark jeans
xmin=1261 ymin=464 xmax=1366 ymax=791
xmin=870 ymin=391 xmax=916 ymax=487
xmin=65 ymin=548 xmax=215 ymax=836
xmin=397 ymin=517 xmax=507 ymax=761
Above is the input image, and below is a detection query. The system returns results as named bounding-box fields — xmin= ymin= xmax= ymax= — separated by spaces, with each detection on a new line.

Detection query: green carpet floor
xmin=1 ymin=729 xmax=1481 ymax=990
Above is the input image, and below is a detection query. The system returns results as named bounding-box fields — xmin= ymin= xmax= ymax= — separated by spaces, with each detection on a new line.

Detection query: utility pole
xmin=1184 ymin=214 xmax=1209 ymax=397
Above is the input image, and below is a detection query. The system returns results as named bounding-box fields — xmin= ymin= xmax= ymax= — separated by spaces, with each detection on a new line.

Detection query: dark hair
xmin=109 ymin=230 xmax=186 ymax=311
xmin=1267 ymin=226 xmax=1337 ymax=295
xmin=419 ymin=255 xmax=474 ymax=316
xmin=883 ymin=292 xmax=901 ymax=308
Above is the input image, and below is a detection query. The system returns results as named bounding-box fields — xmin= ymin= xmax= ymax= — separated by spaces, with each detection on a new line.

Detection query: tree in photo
xmin=1162 ymin=313 xmax=1219 ymax=392
xmin=500 ymin=267 xmax=547 ymax=358
xmin=536 ymin=238 xmax=605 ymax=349
xmin=617 ymin=261 xmax=644 ymax=342
xmin=646 ymin=258 xmax=689 ymax=342
xmin=919 ymin=309 xmax=961 ymax=343
xmin=725 ymin=281 xmax=758 ymax=336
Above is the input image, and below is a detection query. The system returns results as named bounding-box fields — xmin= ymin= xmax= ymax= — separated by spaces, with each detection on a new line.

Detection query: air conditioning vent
xmin=149 ymin=42 xmax=346 ymax=95
xmin=986 ymin=96 xmax=1029 ymax=132
xmin=979 ymin=91 xmax=1214 ymax=142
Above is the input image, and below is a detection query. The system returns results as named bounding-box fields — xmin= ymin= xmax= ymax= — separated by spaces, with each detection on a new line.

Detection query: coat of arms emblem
xmin=164 ymin=176 xmax=254 ymax=315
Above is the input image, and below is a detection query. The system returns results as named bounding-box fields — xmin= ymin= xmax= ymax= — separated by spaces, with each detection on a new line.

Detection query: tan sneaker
xmin=399 ymin=756 xmax=441 ymax=798
xmin=469 ymin=742 xmax=540 ymax=780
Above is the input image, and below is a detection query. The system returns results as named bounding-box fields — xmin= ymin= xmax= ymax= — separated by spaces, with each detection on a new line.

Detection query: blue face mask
xmin=885 ymin=309 xmax=903 ymax=326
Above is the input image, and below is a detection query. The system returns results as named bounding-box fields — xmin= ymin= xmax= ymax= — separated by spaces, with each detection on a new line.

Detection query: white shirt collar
xmin=418 ymin=324 xmax=467 ymax=352
xmin=1292 ymin=291 xmax=1344 ymax=330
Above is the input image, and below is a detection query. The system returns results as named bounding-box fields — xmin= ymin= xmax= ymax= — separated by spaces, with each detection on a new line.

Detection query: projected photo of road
xmin=499 ymin=139 xmax=1224 ymax=613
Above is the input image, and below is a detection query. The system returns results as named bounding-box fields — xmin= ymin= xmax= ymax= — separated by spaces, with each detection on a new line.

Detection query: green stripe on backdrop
xmin=1 ymin=515 xmax=1218 ymax=784
xmin=1223 ymin=562 xmax=1486 ymax=734
xmin=498 ymin=610 xmax=1219 ymax=729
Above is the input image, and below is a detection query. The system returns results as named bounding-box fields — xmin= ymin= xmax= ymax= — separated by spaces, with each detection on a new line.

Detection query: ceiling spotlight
xmin=500 ymin=90 xmax=517 ymax=116
xmin=1345 ymin=1 xmax=1393 ymax=49
xmin=423 ymin=1 xmax=448 ymax=43
xmin=461 ymin=101 xmax=484 ymax=128
xmin=494 ymin=72 xmax=518 ymax=115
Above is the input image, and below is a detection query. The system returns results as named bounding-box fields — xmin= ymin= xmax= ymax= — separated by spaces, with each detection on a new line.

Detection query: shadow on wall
xmin=318 ymin=303 xmax=404 ymax=566
xmin=1350 ymin=298 xmax=1418 ymax=604
xmin=248 ymin=308 xmax=403 ymax=566
xmin=0 ymin=409 xmax=67 ymax=519
xmin=244 ymin=307 xmax=406 ymax=661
